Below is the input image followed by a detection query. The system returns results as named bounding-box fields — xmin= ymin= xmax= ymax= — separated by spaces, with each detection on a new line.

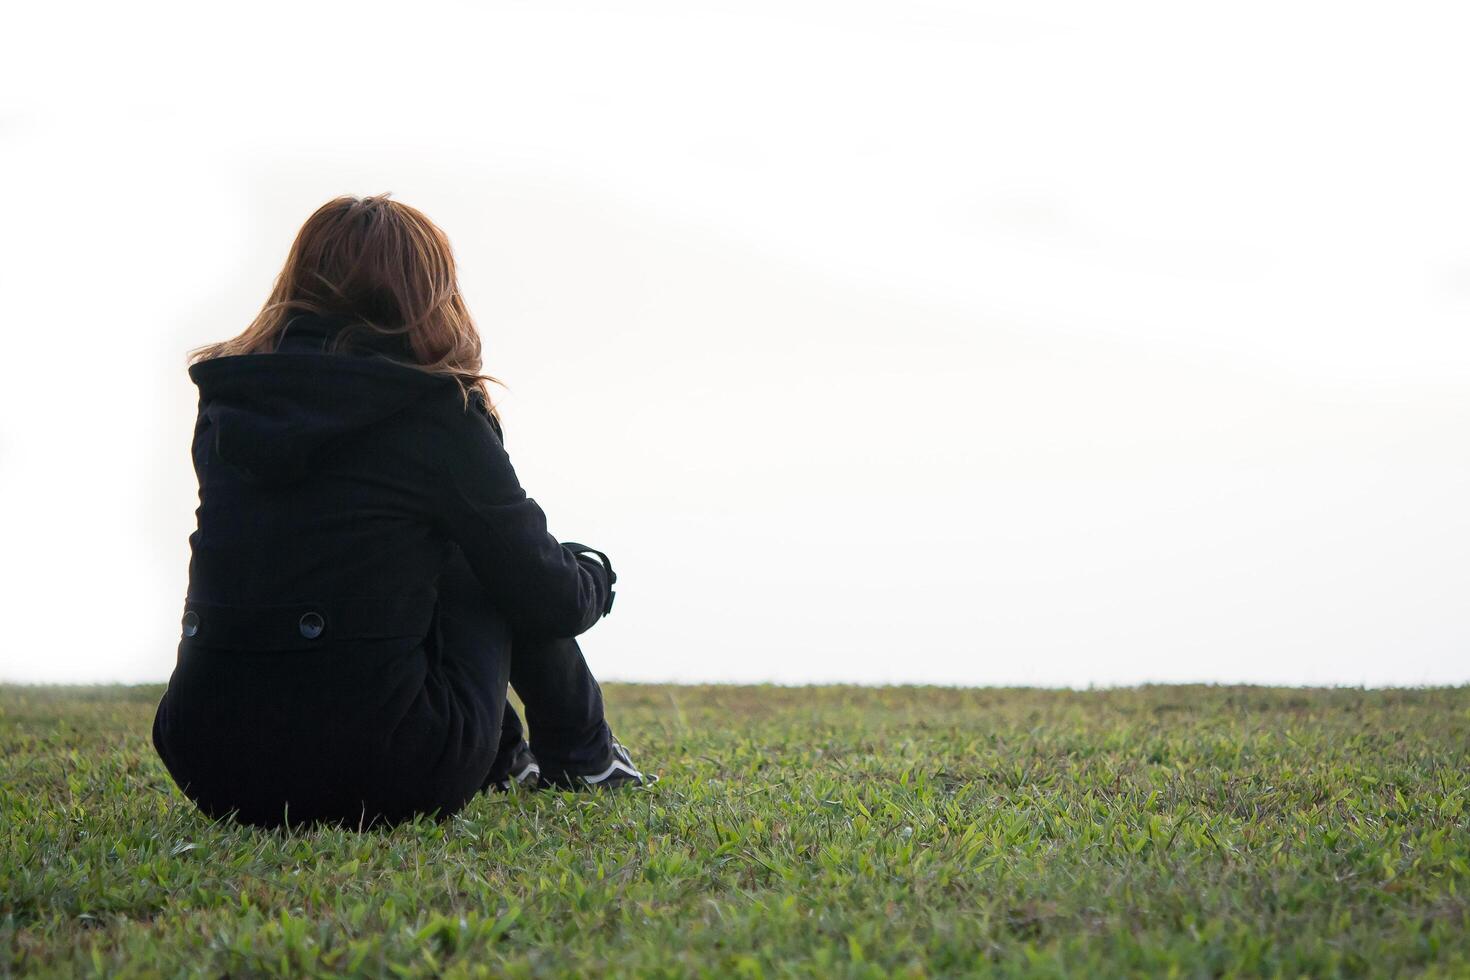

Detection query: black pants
xmin=153 ymin=546 xmax=613 ymax=828
xmin=424 ymin=544 xmax=613 ymax=791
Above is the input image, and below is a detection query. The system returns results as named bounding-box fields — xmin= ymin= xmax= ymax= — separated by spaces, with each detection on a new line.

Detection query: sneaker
xmin=489 ymin=740 xmax=542 ymax=792
xmin=542 ymin=737 xmax=658 ymax=790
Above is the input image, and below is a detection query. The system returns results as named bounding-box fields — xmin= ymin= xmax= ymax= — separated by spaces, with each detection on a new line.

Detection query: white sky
xmin=2 ymin=1 xmax=1467 ymax=686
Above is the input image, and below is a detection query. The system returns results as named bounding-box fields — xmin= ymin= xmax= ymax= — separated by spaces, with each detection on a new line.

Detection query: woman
xmin=152 ymin=194 xmax=653 ymax=830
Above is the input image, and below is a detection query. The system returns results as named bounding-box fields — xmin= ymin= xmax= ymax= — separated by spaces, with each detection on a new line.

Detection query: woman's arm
xmin=426 ymin=392 xmax=614 ymax=638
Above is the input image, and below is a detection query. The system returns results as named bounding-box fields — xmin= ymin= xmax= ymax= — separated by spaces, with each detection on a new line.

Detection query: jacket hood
xmin=188 ymin=313 xmax=455 ymax=486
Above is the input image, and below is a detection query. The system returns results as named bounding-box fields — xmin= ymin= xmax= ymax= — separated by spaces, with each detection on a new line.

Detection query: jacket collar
xmin=188 ymin=323 xmax=453 ymax=486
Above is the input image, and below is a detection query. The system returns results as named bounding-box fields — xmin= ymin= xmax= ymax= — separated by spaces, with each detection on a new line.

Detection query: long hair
xmin=192 ymin=193 xmax=503 ymax=419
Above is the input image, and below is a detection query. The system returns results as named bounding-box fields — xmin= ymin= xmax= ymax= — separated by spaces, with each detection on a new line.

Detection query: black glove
xmin=561 ymin=542 xmax=616 ymax=615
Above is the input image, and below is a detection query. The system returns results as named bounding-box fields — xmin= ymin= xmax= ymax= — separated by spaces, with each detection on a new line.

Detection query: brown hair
xmin=191 ymin=193 xmax=503 ymax=419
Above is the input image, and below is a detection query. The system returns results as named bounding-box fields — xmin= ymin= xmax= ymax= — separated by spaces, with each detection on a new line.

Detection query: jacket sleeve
xmin=426 ymin=393 xmax=613 ymax=638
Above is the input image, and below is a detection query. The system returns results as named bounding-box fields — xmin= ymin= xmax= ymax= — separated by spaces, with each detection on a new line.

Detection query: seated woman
xmin=152 ymin=193 xmax=653 ymax=830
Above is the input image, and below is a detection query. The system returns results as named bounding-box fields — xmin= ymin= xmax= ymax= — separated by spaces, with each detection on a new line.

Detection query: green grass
xmin=3 ymin=684 xmax=1469 ymax=977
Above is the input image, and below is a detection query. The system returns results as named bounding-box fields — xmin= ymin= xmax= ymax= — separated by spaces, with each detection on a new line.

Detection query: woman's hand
xmin=561 ymin=543 xmax=616 ymax=615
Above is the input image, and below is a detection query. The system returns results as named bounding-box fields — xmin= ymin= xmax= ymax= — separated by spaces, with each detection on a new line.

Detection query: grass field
xmin=3 ymin=684 xmax=1468 ymax=977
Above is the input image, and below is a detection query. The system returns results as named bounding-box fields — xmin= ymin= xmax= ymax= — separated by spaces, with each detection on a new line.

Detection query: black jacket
xmin=152 ymin=312 xmax=614 ymax=825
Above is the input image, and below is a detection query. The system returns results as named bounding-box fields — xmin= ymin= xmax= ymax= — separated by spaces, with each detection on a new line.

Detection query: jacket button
xmin=181 ymin=611 xmax=199 ymax=637
xmin=298 ymin=612 xmax=324 ymax=639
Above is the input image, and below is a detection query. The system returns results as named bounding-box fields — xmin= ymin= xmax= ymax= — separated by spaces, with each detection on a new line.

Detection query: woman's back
xmin=185 ymin=315 xmax=455 ymax=609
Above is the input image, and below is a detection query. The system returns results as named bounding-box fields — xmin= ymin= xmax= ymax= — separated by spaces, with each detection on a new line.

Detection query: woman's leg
xmin=482 ymin=702 xmax=528 ymax=788
xmin=508 ymin=631 xmax=614 ymax=779
xmin=423 ymin=545 xmax=515 ymax=804
xmin=434 ymin=544 xmax=614 ymax=789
